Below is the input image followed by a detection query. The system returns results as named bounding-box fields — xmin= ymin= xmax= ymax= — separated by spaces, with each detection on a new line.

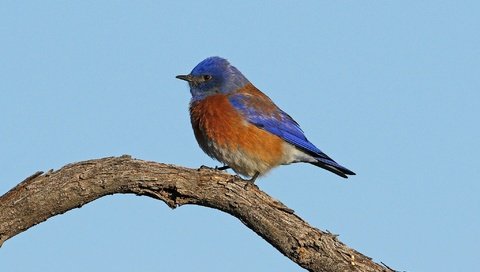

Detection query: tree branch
xmin=0 ymin=155 xmax=393 ymax=272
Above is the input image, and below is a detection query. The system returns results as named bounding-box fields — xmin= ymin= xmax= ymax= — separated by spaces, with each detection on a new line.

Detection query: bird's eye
xmin=203 ymin=75 xmax=212 ymax=81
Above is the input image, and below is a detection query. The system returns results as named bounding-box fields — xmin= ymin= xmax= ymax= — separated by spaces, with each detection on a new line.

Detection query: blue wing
xmin=228 ymin=93 xmax=331 ymax=160
xmin=228 ymin=91 xmax=355 ymax=178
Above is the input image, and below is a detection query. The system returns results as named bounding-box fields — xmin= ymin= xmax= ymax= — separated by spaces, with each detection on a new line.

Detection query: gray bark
xmin=0 ymin=155 xmax=393 ymax=272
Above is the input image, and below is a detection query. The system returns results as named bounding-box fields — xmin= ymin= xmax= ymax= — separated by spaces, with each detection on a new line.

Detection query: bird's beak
xmin=176 ymin=74 xmax=193 ymax=82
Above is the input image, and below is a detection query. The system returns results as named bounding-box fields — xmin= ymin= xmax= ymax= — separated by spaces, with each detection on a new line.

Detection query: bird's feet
xmin=247 ymin=172 xmax=260 ymax=183
xmin=199 ymin=165 xmax=231 ymax=174
xmin=199 ymin=165 xmax=213 ymax=170
xmin=215 ymin=165 xmax=230 ymax=171
xmin=242 ymin=172 xmax=260 ymax=189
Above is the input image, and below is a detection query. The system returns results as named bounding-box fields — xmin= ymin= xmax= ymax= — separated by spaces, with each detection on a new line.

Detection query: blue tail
xmin=310 ymin=157 xmax=356 ymax=179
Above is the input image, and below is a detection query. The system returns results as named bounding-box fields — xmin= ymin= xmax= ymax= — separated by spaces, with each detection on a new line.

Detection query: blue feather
xmin=228 ymin=94 xmax=333 ymax=161
xmin=231 ymin=94 xmax=356 ymax=177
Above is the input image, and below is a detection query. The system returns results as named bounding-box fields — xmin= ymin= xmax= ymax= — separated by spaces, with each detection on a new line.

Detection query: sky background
xmin=1 ymin=1 xmax=479 ymax=271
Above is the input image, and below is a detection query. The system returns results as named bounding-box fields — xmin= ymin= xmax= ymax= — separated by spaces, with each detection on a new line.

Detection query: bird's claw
xmin=199 ymin=165 xmax=213 ymax=170
xmin=242 ymin=172 xmax=260 ymax=189
xmin=215 ymin=165 xmax=230 ymax=171
xmin=243 ymin=181 xmax=256 ymax=190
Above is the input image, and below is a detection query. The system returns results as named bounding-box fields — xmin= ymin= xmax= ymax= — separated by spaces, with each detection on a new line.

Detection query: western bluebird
xmin=176 ymin=56 xmax=355 ymax=182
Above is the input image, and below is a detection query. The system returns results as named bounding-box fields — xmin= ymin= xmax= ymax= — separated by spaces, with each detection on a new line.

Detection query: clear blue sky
xmin=1 ymin=2 xmax=479 ymax=271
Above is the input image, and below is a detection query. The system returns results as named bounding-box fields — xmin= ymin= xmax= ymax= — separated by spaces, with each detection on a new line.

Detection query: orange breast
xmin=189 ymin=94 xmax=285 ymax=175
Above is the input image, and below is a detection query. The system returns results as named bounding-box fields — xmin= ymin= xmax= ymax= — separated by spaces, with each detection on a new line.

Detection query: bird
xmin=176 ymin=56 xmax=355 ymax=182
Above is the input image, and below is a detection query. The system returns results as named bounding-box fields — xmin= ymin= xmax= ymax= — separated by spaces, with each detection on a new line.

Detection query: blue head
xmin=176 ymin=57 xmax=250 ymax=101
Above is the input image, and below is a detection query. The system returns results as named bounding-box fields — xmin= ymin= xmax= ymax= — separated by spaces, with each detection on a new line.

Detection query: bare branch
xmin=0 ymin=155 xmax=392 ymax=272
